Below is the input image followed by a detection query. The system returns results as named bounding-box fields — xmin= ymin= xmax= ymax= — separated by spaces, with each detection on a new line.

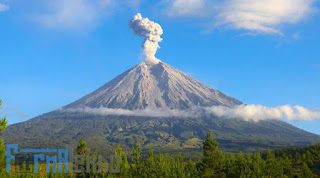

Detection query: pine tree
xmin=148 ymin=149 xmax=154 ymax=159
xmin=225 ymin=154 xmax=237 ymax=178
xmin=301 ymin=162 xmax=313 ymax=178
xmin=245 ymin=153 xmax=253 ymax=176
xmin=252 ymin=153 xmax=265 ymax=177
xmin=266 ymin=150 xmax=283 ymax=177
xmin=202 ymin=130 xmax=225 ymax=177
xmin=75 ymin=138 xmax=87 ymax=176
xmin=236 ymin=151 xmax=246 ymax=176
xmin=295 ymin=152 xmax=302 ymax=163
xmin=115 ymin=144 xmax=129 ymax=177
xmin=132 ymin=141 xmax=142 ymax=166
xmin=0 ymin=100 xmax=7 ymax=168
xmin=185 ymin=159 xmax=198 ymax=178
xmin=282 ymin=156 xmax=292 ymax=177
xmin=131 ymin=141 xmax=142 ymax=177
xmin=305 ymin=151 xmax=314 ymax=168
xmin=143 ymin=149 xmax=156 ymax=177
xmin=76 ymin=138 xmax=87 ymax=155
xmin=175 ymin=153 xmax=185 ymax=178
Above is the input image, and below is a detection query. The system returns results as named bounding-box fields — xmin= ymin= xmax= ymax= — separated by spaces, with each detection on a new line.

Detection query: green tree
xmin=75 ymin=138 xmax=87 ymax=177
xmin=282 ymin=156 xmax=292 ymax=177
xmin=115 ymin=144 xmax=129 ymax=176
xmin=0 ymin=100 xmax=7 ymax=167
xmin=202 ymin=130 xmax=225 ymax=177
xmin=76 ymin=138 xmax=87 ymax=156
xmin=175 ymin=153 xmax=185 ymax=178
xmin=301 ymin=162 xmax=313 ymax=178
xmin=265 ymin=150 xmax=283 ymax=177
xmin=304 ymin=151 xmax=314 ymax=168
xmin=131 ymin=141 xmax=142 ymax=177
xmin=245 ymin=153 xmax=254 ymax=177
xmin=142 ymin=149 xmax=156 ymax=177
xmin=185 ymin=159 xmax=198 ymax=178
xmin=132 ymin=141 xmax=142 ymax=166
xmin=148 ymin=149 xmax=154 ymax=159
xmin=295 ymin=152 xmax=302 ymax=163
xmin=224 ymin=154 xmax=237 ymax=178
xmin=235 ymin=151 xmax=246 ymax=176
xmin=252 ymin=153 xmax=265 ymax=177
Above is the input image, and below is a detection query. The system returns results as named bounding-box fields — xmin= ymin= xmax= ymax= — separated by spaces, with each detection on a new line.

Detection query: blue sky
xmin=0 ymin=0 xmax=320 ymax=134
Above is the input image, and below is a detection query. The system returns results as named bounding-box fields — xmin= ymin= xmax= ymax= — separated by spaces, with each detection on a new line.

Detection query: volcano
xmin=65 ymin=62 xmax=241 ymax=110
xmin=4 ymin=62 xmax=320 ymax=156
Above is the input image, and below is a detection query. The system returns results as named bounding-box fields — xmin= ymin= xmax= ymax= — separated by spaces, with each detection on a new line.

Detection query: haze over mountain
xmin=4 ymin=61 xmax=320 ymax=156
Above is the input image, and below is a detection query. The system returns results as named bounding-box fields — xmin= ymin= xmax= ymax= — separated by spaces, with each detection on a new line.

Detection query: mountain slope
xmin=4 ymin=62 xmax=320 ymax=156
xmin=4 ymin=112 xmax=320 ymax=156
xmin=65 ymin=62 xmax=242 ymax=110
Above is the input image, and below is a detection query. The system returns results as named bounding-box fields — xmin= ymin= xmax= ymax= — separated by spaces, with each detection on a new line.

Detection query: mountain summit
xmin=66 ymin=62 xmax=241 ymax=110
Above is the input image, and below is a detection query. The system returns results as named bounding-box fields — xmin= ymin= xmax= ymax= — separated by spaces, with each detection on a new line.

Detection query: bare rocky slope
xmin=65 ymin=62 xmax=242 ymax=110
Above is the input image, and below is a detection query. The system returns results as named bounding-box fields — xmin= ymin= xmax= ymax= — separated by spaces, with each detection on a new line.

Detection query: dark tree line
xmin=1 ymin=130 xmax=319 ymax=177
xmin=73 ymin=130 xmax=319 ymax=178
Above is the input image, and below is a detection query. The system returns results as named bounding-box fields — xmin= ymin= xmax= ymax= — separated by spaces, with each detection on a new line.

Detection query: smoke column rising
xmin=129 ymin=13 xmax=163 ymax=65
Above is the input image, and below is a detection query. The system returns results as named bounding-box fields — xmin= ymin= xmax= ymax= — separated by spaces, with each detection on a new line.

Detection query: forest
xmin=0 ymin=132 xmax=319 ymax=177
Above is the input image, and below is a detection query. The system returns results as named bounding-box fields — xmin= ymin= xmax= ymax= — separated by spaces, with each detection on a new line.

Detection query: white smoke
xmin=62 ymin=104 xmax=320 ymax=122
xmin=129 ymin=13 xmax=163 ymax=65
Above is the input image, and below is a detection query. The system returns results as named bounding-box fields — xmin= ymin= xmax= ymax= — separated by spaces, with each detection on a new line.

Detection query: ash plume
xmin=129 ymin=13 xmax=163 ymax=65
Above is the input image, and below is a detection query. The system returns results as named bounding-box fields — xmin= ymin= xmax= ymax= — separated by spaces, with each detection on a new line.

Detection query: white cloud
xmin=164 ymin=0 xmax=207 ymax=17
xmin=205 ymin=105 xmax=320 ymax=122
xmin=0 ymin=105 xmax=28 ymax=118
xmin=0 ymin=106 xmax=19 ymax=116
xmin=216 ymin=0 xmax=315 ymax=34
xmin=62 ymin=104 xmax=320 ymax=122
xmin=292 ymin=32 xmax=301 ymax=40
xmin=164 ymin=0 xmax=316 ymax=34
xmin=0 ymin=3 xmax=9 ymax=12
xmin=63 ymin=107 xmax=201 ymax=118
xmin=16 ymin=112 xmax=28 ymax=118
xmin=37 ymin=0 xmax=141 ymax=29
xmin=38 ymin=0 xmax=99 ymax=29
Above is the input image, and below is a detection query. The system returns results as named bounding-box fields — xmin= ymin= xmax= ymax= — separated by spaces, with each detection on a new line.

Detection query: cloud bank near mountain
xmin=63 ymin=107 xmax=200 ymax=118
xmin=204 ymin=105 xmax=320 ymax=121
xmin=63 ymin=104 xmax=320 ymax=122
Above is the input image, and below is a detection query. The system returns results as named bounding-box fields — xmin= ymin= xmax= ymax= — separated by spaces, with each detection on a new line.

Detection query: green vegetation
xmin=1 ymin=100 xmax=319 ymax=177
xmin=4 ymin=112 xmax=320 ymax=158
xmin=0 ymin=100 xmax=7 ymax=167
xmin=1 ymin=131 xmax=320 ymax=177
